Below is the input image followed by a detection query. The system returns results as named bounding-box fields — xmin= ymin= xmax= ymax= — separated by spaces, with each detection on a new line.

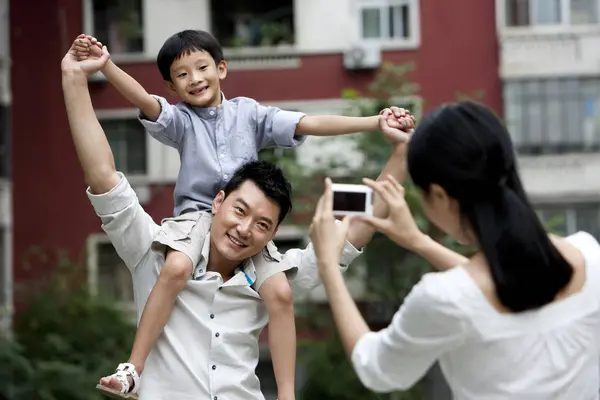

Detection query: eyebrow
xmin=236 ymin=198 xmax=274 ymax=226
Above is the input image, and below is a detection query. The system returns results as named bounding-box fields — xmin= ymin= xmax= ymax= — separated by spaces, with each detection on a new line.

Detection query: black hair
xmin=407 ymin=101 xmax=573 ymax=312
xmin=156 ymin=30 xmax=224 ymax=81
xmin=222 ymin=160 xmax=292 ymax=226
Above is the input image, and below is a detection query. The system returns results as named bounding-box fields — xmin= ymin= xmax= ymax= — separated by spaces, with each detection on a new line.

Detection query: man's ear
xmin=212 ymin=191 xmax=226 ymax=214
xmin=271 ymin=225 xmax=280 ymax=240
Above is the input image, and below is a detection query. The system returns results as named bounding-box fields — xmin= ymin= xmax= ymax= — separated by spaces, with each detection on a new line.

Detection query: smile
xmin=227 ymin=234 xmax=248 ymax=248
xmin=189 ymin=86 xmax=208 ymax=95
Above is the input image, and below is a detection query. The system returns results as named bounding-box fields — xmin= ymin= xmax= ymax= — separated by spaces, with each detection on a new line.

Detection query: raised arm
xmin=76 ymin=35 xmax=160 ymax=121
xmin=62 ymin=41 xmax=119 ymax=194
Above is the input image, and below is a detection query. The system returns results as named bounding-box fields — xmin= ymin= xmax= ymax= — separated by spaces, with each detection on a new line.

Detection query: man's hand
xmin=378 ymin=107 xmax=415 ymax=145
xmin=61 ymin=34 xmax=110 ymax=76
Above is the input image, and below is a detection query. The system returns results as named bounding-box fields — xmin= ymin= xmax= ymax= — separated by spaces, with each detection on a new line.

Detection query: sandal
xmin=96 ymin=362 xmax=140 ymax=399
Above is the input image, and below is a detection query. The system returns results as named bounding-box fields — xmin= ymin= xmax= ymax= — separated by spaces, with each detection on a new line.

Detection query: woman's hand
xmin=309 ymin=178 xmax=353 ymax=269
xmin=359 ymin=175 xmax=427 ymax=249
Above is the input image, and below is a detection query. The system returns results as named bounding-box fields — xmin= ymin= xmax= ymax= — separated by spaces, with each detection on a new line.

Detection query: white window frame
xmin=0 ymin=179 xmax=12 ymax=333
xmin=82 ymin=0 xmax=146 ymax=59
xmin=86 ymin=233 xmax=136 ymax=314
xmin=356 ymin=0 xmax=421 ymax=49
xmin=498 ymin=0 xmax=600 ymax=30
xmin=95 ymin=109 xmax=180 ymax=188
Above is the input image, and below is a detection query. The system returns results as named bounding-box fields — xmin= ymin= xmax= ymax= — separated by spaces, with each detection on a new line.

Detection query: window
xmin=505 ymin=0 xmax=599 ymax=27
xmin=100 ymin=118 xmax=147 ymax=175
xmin=210 ymin=0 xmax=294 ymax=47
xmin=88 ymin=237 xmax=134 ymax=308
xmin=358 ymin=0 xmax=417 ymax=43
xmin=88 ymin=0 xmax=144 ymax=54
xmin=504 ymin=77 xmax=600 ymax=154
xmin=537 ymin=203 xmax=600 ymax=238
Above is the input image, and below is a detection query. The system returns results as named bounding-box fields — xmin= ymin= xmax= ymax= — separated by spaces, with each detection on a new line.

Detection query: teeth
xmin=229 ymin=236 xmax=244 ymax=246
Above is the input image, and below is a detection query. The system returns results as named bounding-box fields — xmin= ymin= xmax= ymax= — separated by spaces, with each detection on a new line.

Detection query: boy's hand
xmin=378 ymin=107 xmax=415 ymax=145
xmin=61 ymin=34 xmax=110 ymax=75
xmin=74 ymin=34 xmax=104 ymax=61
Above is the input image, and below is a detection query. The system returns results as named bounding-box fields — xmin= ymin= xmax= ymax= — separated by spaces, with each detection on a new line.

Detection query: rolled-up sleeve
xmin=87 ymin=173 xmax=159 ymax=270
xmin=138 ymin=95 xmax=189 ymax=149
xmin=254 ymin=102 xmax=306 ymax=149
xmin=351 ymin=273 xmax=468 ymax=392
xmin=285 ymin=240 xmax=362 ymax=297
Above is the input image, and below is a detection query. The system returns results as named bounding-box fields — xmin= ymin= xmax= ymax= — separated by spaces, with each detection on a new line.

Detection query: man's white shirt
xmin=87 ymin=173 xmax=362 ymax=400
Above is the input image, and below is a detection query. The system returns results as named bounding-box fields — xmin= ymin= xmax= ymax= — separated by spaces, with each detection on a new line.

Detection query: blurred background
xmin=1 ymin=0 xmax=600 ymax=399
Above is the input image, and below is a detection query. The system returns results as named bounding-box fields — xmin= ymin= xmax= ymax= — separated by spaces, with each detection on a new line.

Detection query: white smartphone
xmin=331 ymin=183 xmax=373 ymax=217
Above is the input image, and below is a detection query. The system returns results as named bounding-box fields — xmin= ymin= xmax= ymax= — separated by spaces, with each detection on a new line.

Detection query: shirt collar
xmin=189 ymin=91 xmax=227 ymax=120
xmin=194 ymin=229 xmax=257 ymax=287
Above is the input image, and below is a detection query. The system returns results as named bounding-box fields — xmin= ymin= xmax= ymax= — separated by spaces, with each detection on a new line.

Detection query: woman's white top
xmin=351 ymin=232 xmax=600 ymax=399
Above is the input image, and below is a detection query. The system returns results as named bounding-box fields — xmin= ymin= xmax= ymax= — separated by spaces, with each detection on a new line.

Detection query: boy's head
xmin=210 ymin=161 xmax=293 ymax=263
xmin=157 ymin=30 xmax=226 ymax=108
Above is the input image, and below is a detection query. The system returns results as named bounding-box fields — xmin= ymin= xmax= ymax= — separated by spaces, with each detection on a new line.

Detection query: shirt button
xmin=209 ymin=110 xmax=215 ymax=115
xmin=215 ymin=332 xmax=220 ymax=337
xmin=212 ymin=365 xmax=217 ymax=370
xmin=210 ymin=314 xmax=215 ymax=319
xmin=223 ymin=174 xmax=228 ymax=179
xmin=214 ymin=397 xmax=218 ymax=400
xmin=218 ymin=287 xmax=222 ymax=291
xmin=220 ymin=153 xmax=224 ymax=158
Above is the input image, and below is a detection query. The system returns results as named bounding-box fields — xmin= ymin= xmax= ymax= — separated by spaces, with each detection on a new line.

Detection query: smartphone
xmin=331 ymin=183 xmax=373 ymax=217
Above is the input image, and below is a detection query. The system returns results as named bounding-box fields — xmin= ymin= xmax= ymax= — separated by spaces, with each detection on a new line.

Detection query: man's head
xmin=157 ymin=30 xmax=226 ymax=108
xmin=210 ymin=161 xmax=293 ymax=263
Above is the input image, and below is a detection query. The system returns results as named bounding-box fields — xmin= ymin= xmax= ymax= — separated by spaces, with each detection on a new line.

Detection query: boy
xmin=74 ymin=30 xmax=408 ymax=399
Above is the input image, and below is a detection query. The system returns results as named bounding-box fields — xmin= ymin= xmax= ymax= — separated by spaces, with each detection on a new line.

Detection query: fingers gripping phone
xmin=331 ymin=183 xmax=373 ymax=217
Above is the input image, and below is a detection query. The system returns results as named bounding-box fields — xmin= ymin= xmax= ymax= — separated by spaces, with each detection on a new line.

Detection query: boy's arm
xmin=295 ymin=115 xmax=379 ymax=137
xmin=102 ymin=60 xmax=161 ymax=121
xmin=81 ymin=36 xmax=185 ymax=147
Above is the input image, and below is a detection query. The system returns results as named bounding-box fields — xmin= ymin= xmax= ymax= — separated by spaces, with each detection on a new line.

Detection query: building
xmin=10 ymin=0 xmax=499 ymax=397
xmin=0 ymin=0 xmax=10 ymax=333
xmin=497 ymin=0 xmax=600 ymax=236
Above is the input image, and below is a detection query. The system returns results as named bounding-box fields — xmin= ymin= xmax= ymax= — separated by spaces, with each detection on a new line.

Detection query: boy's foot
xmin=96 ymin=363 xmax=140 ymax=399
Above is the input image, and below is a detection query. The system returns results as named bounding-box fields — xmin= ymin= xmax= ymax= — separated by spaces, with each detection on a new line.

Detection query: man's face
xmin=210 ymin=180 xmax=281 ymax=263
xmin=167 ymin=49 xmax=226 ymax=108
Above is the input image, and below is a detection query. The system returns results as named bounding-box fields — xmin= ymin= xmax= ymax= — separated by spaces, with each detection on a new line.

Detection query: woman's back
xmin=439 ymin=231 xmax=600 ymax=399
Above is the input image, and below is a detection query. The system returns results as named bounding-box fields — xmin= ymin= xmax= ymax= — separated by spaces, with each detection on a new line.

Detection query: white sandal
xmin=96 ymin=362 xmax=140 ymax=399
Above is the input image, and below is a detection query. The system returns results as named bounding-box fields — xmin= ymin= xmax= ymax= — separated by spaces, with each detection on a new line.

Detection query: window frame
xmin=96 ymin=109 xmax=150 ymax=182
xmin=500 ymin=0 xmax=600 ymax=28
xmin=86 ymin=234 xmax=136 ymax=314
xmin=356 ymin=0 xmax=421 ymax=49
xmin=82 ymin=0 xmax=146 ymax=57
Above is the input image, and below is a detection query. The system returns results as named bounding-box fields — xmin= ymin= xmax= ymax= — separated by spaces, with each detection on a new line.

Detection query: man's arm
xmin=62 ymin=42 xmax=158 ymax=269
xmin=62 ymin=69 xmax=120 ymax=194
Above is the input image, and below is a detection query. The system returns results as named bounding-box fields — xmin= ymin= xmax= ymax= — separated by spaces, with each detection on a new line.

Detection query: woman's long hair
xmin=407 ymin=101 xmax=573 ymax=312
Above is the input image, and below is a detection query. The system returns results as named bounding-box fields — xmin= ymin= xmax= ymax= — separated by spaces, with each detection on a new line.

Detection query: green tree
xmin=294 ymin=62 xmax=473 ymax=400
xmin=1 ymin=251 xmax=136 ymax=400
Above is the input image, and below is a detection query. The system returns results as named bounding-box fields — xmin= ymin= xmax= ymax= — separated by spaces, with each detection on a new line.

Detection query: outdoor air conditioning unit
xmin=343 ymin=43 xmax=382 ymax=70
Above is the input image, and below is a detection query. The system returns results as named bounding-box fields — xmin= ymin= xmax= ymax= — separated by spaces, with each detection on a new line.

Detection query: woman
xmin=310 ymin=101 xmax=600 ymax=399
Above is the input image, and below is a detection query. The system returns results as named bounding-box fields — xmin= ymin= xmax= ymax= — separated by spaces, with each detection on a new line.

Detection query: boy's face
xmin=167 ymin=49 xmax=227 ymax=108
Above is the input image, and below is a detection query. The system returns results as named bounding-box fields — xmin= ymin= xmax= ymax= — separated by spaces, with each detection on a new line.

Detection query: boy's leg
xmin=99 ymin=249 xmax=192 ymax=394
xmin=98 ymin=211 xmax=210 ymax=397
xmin=260 ymin=272 xmax=296 ymax=400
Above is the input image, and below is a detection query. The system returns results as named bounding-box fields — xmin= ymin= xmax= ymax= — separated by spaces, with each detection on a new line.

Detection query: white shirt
xmin=351 ymin=232 xmax=600 ymax=400
xmin=87 ymin=174 xmax=362 ymax=400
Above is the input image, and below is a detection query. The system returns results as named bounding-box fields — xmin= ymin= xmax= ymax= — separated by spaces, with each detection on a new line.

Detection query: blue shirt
xmin=139 ymin=94 xmax=306 ymax=215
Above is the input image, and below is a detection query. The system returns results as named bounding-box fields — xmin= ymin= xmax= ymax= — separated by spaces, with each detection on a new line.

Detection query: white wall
xmin=144 ymin=0 xmax=211 ymax=57
xmin=519 ymin=153 xmax=600 ymax=203
xmin=294 ymin=0 xmax=357 ymax=52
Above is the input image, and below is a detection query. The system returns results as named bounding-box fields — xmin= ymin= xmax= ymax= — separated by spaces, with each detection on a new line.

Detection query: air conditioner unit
xmin=343 ymin=44 xmax=382 ymax=70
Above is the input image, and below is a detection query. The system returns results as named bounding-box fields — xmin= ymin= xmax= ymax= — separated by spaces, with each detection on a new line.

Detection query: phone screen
xmin=333 ymin=191 xmax=367 ymax=212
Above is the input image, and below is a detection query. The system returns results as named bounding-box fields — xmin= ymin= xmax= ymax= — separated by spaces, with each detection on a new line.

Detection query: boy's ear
xmin=217 ymin=60 xmax=227 ymax=80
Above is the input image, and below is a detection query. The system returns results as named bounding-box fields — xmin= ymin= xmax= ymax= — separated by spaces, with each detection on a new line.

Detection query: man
xmin=61 ymin=41 xmax=413 ymax=399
